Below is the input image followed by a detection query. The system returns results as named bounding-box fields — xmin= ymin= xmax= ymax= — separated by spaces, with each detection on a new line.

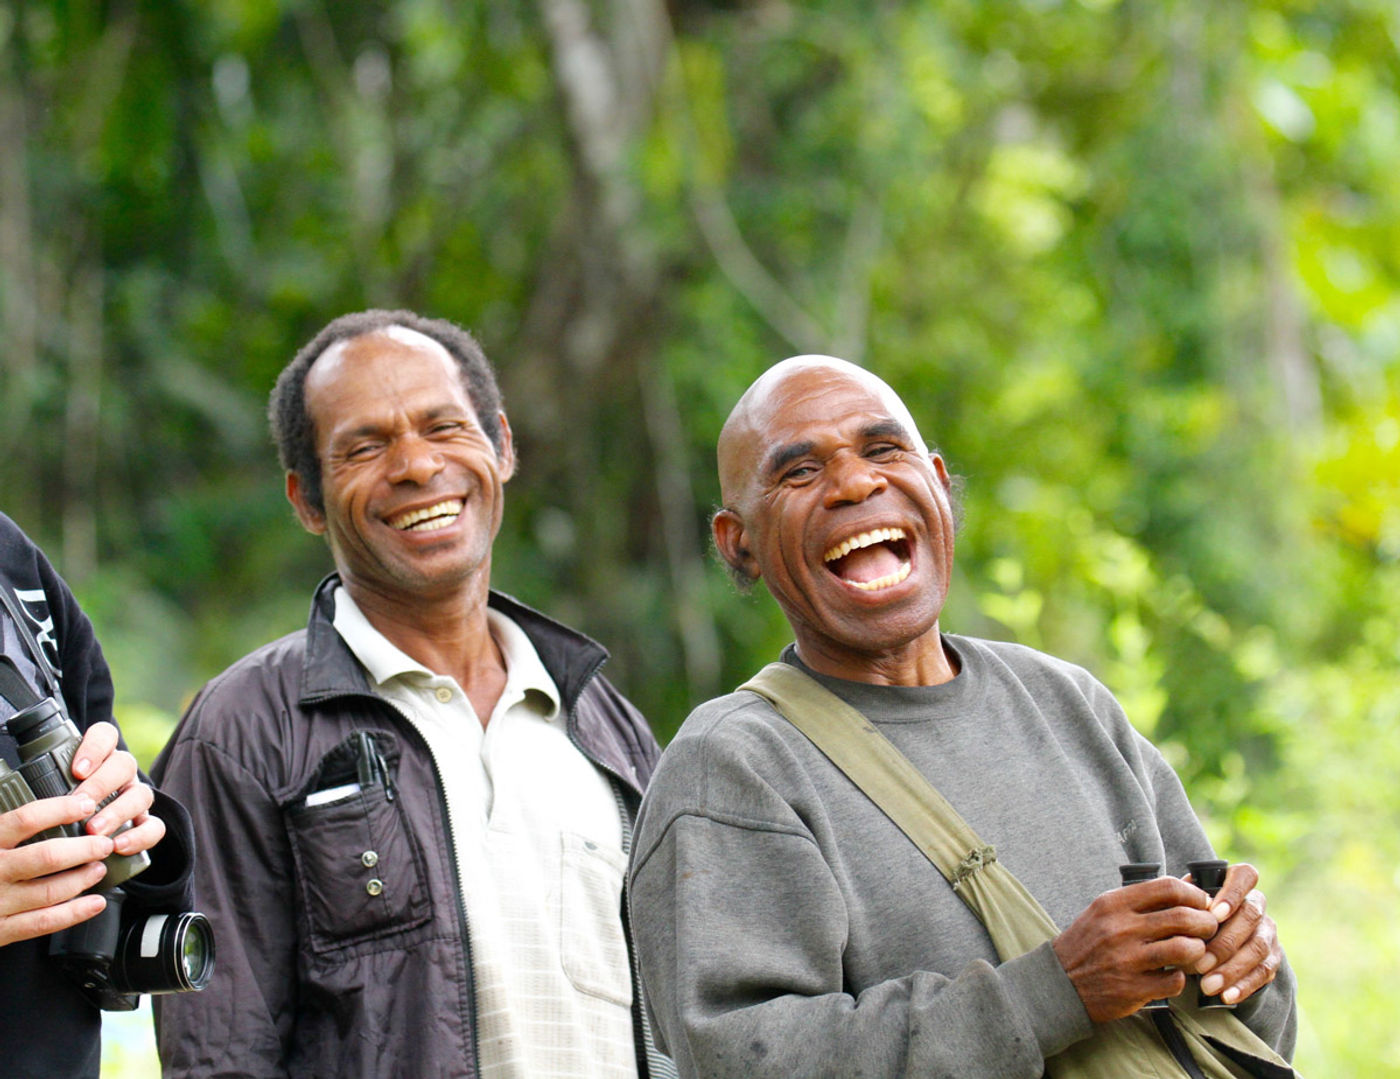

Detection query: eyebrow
xmin=760 ymin=419 xmax=914 ymax=479
xmin=762 ymin=440 xmax=816 ymax=479
xmin=861 ymin=419 xmax=913 ymax=444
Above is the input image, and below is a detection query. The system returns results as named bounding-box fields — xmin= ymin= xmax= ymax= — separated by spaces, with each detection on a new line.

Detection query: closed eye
xmin=344 ymin=441 xmax=383 ymax=460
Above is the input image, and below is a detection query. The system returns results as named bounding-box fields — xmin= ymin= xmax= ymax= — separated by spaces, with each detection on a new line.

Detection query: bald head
xmin=718 ymin=355 xmax=931 ymax=510
xmin=711 ymin=355 xmax=960 ymax=682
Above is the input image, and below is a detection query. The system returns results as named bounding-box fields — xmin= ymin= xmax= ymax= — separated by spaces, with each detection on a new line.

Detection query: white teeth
xmin=848 ymin=563 xmax=912 ymax=591
xmin=822 ymin=527 xmax=907 ymax=564
xmin=389 ymin=500 xmax=463 ymax=531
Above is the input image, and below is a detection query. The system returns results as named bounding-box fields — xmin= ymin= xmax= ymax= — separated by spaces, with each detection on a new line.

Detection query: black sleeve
xmin=1 ymin=511 xmax=195 ymax=911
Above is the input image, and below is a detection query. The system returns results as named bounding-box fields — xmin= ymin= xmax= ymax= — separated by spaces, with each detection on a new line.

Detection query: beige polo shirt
xmin=333 ymin=588 xmax=637 ymax=1079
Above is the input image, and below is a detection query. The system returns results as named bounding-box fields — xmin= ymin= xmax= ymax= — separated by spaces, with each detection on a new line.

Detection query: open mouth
xmin=387 ymin=499 xmax=463 ymax=533
xmin=823 ymin=527 xmax=912 ymax=592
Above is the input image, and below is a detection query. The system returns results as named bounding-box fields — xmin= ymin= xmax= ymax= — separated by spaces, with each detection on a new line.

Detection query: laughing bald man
xmin=627 ymin=356 xmax=1298 ymax=1078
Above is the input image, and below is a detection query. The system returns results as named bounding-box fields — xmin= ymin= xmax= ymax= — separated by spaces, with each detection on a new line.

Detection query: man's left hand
xmin=1189 ymin=862 xmax=1282 ymax=1006
xmin=68 ymin=722 xmax=164 ymax=858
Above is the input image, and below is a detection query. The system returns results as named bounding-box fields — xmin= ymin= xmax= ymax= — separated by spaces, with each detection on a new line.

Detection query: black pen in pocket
xmin=355 ymin=730 xmax=395 ymax=802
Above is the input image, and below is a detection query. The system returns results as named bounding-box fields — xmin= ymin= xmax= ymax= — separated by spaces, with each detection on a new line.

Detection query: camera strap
xmin=0 ymin=654 xmax=44 ymax=713
xmin=0 ymin=581 xmax=63 ymax=704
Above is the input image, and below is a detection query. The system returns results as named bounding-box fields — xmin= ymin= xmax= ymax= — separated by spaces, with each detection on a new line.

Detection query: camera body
xmin=48 ymin=886 xmax=214 ymax=1011
xmin=1 ymin=691 xmax=214 ymax=1010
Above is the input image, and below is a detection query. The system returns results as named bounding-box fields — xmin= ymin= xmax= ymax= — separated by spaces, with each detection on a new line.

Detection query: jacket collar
xmin=299 ymin=574 xmax=609 ymax=719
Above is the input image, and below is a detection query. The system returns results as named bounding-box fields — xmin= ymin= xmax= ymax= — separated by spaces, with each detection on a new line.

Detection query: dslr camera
xmin=0 ymin=672 xmax=214 ymax=1011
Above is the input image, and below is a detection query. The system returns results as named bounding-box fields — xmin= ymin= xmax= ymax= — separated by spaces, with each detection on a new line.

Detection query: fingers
xmin=1119 ymin=875 xmax=1213 ymax=915
xmin=0 ymin=830 xmax=115 ymax=886
xmin=1053 ymin=882 xmax=1221 ymax=1023
xmin=1197 ymin=891 xmax=1282 ymax=1004
xmin=0 ymin=829 xmax=113 ymax=947
xmin=1138 ymin=930 xmax=1209 ymax=972
xmin=50 ymin=720 xmax=155 ymax=841
xmin=1195 ymin=887 xmax=1265 ymax=973
xmin=0 ymin=796 xmax=122 ymax=947
xmin=1202 ymin=862 xmax=1259 ymax=923
xmin=111 ymin=811 xmax=165 ymax=857
xmin=72 ymin=743 xmax=139 ymax=815
xmin=0 ymin=794 xmax=97 ymax=848
xmin=69 ymin=721 xmax=120 ymax=782
xmin=1135 ymin=901 xmax=1219 ymax=945
xmin=83 ymin=779 xmax=154 ymax=839
xmin=0 ymin=888 xmax=108 ymax=948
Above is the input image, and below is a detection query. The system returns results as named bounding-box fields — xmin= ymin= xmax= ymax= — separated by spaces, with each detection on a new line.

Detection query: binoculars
xmin=1 ymin=688 xmax=214 ymax=1011
xmin=1118 ymin=859 xmax=1235 ymax=1012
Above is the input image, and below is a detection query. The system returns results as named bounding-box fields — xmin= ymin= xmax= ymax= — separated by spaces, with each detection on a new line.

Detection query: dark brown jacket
xmin=151 ymin=576 xmax=668 ymax=1078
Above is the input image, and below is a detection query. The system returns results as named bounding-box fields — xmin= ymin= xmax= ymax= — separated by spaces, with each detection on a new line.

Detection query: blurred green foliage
xmin=1 ymin=0 xmax=1396 ymax=1074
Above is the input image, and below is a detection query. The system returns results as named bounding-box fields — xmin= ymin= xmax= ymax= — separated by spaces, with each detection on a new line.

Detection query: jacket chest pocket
xmin=284 ymin=731 xmax=432 ymax=954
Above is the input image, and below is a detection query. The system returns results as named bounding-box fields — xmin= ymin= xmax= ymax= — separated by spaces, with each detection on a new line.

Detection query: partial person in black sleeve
xmin=0 ymin=510 xmax=196 ymax=1079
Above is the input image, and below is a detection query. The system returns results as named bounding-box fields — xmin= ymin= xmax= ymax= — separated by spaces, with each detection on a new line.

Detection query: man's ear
xmin=932 ymin=453 xmax=951 ymax=491
xmin=495 ymin=411 xmax=516 ymax=482
xmin=712 ymin=508 xmax=759 ymax=583
xmin=286 ymin=472 xmax=327 ymax=535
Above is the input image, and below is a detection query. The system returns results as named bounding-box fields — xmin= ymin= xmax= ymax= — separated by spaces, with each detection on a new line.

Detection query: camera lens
xmin=180 ymin=916 xmax=213 ymax=987
xmin=112 ymin=911 xmax=215 ymax=995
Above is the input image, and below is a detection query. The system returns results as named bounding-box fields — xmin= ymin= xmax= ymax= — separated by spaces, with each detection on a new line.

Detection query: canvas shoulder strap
xmin=738 ymin=661 xmax=1299 ymax=1079
xmin=740 ymin=661 xmax=1059 ymax=957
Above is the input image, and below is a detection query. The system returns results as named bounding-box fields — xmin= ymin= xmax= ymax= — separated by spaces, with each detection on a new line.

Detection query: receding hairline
xmin=312 ymin=323 xmax=456 ymax=376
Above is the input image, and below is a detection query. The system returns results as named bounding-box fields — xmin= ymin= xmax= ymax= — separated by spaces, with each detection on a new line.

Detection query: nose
xmin=385 ymin=434 xmax=444 ymax=486
xmin=823 ymin=452 xmax=886 ymax=508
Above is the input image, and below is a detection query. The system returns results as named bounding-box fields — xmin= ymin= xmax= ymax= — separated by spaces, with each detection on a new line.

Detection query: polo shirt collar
xmin=330 ymin=585 xmax=561 ymax=722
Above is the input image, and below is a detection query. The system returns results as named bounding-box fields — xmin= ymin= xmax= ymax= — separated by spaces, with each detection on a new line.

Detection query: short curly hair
xmin=269 ymin=309 xmax=504 ymax=513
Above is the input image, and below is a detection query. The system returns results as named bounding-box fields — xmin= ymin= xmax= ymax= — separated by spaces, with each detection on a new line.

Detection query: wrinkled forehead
xmin=720 ymin=357 xmax=929 ymax=495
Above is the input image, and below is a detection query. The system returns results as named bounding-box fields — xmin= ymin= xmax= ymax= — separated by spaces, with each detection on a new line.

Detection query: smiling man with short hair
xmin=628 ymin=355 xmax=1298 ymax=1078
xmin=152 ymin=310 xmax=671 ymax=1079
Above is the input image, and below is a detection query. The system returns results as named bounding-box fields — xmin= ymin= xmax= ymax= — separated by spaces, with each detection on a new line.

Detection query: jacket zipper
xmin=568 ymin=667 xmax=656 ymax=1079
xmin=390 ymin=704 xmax=483 ymax=1078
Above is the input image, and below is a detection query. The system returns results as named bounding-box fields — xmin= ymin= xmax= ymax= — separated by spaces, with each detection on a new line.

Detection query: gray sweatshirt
xmin=628 ymin=635 xmax=1297 ymax=1078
